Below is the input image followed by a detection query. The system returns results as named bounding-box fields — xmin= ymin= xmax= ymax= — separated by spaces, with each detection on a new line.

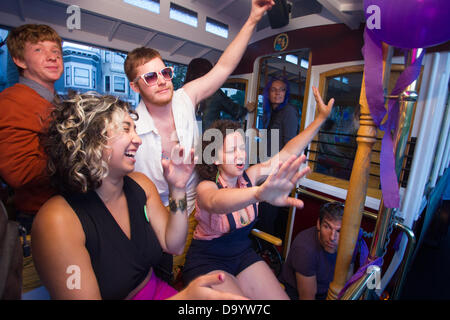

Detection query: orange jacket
xmin=0 ymin=84 xmax=55 ymax=214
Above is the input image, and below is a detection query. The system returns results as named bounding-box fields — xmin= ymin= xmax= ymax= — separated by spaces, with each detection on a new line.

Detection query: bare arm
xmin=32 ymin=196 xmax=102 ymax=299
xmin=129 ymin=171 xmax=188 ymax=256
xmin=197 ymin=155 xmax=309 ymax=214
xmin=183 ymin=0 xmax=274 ymax=106
xmin=295 ymin=272 xmax=317 ymax=300
xmin=130 ymin=146 xmax=196 ymax=255
xmin=196 ymin=180 xmax=260 ymax=214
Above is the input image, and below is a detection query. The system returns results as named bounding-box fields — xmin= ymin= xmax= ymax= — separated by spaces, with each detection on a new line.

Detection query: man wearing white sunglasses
xmin=125 ymin=0 xmax=275 ymax=277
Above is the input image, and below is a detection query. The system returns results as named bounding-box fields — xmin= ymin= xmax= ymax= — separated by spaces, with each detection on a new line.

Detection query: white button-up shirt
xmin=134 ymin=88 xmax=199 ymax=214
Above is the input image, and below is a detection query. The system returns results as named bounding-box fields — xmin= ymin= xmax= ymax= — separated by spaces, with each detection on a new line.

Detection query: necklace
xmin=239 ymin=208 xmax=250 ymax=226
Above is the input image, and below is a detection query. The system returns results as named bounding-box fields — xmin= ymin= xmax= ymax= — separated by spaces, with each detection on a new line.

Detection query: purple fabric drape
xmin=362 ymin=28 xmax=424 ymax=208
xmin=336 ymin=30 xmax=425 ymax=299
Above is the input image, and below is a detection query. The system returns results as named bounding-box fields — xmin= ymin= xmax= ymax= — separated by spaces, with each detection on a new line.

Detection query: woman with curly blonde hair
xmin=32 ymin=92 xmax=246 ymax=300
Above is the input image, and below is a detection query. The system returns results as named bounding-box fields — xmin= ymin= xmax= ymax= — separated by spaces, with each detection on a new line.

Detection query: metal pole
xmin=340 ymin=265 xmax=381 ymax=300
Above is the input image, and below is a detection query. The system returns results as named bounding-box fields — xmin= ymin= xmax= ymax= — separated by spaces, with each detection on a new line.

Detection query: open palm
xmin=256 ymin=155 xmax=310 ymax=208
xmin=161 ymin=145 xmax=196 ymax=190
xmin=312 ymin=86 xmax=334 ymax=120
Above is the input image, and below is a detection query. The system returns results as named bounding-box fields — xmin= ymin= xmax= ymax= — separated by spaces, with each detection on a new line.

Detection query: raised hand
xmin=255 ymin=154 xmax=310 ymax=208
xmin=249 ymin=0 xmax=275 ymax=24
xmin=312 ymin=86 xmax=334 ymax=120
xmin=161 ymin=145 xmax=196 ymax=191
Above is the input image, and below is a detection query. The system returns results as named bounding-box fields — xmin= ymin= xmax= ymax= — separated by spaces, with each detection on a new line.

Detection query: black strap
xmin=215 ymin=170 xmax=258 ymax=231
xmin=242 ymin=171 xmax=258 ymax=217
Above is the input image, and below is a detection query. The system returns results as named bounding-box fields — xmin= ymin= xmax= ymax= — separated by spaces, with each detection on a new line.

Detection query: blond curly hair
xmin=44 ymin=92 xmax=138 ymax=193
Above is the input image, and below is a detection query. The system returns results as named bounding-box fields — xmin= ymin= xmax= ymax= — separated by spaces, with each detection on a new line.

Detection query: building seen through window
xmin=0 ymin=27 xmax=188 ymax=109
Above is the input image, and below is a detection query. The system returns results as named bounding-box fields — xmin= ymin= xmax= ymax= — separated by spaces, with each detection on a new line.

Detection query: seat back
xmin=0 ymin=199 xmax=23 ymax=299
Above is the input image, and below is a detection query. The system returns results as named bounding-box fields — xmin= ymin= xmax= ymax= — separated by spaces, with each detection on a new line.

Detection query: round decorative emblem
xmin=274 ymin=33 xmax=289 ymax=52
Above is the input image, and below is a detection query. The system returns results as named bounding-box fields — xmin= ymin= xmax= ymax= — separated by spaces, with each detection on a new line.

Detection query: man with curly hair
xmin=0 ymin=24 xmax=63 ymax=232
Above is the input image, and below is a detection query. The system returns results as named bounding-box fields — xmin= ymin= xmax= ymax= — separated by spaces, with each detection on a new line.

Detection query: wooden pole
xmin=327 ymin=43 xmax=390 ymax=300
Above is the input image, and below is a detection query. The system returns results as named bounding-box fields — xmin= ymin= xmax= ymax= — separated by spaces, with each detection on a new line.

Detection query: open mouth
xmin=125 ymin=151 xmax=136 ymax=158
xmin=236 ymin=163 xmax=244 ymax=170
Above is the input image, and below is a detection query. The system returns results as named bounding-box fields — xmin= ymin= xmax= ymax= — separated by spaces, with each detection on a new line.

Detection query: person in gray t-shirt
xmin=279 ymin=202 xmax=344 ymax=300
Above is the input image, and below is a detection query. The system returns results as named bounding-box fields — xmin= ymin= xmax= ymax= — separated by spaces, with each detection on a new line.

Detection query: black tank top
xmin=64 ymin=176 xmax=163 ymax=299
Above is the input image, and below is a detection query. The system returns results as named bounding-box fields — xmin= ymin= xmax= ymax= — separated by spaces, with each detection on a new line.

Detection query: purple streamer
xmin=336 ymin=36 xmax=425 ymax=298
xmin=362 ymin=28 xmax=424 ymax=208
xmin=337 ymin=256 xmax=383 ymax=299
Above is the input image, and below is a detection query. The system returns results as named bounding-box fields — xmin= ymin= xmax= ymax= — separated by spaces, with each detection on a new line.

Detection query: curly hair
xmin=196 ymin=119 xmax=243 ymax=182
xmin=43 ymin=92 xmax=138 ymax=194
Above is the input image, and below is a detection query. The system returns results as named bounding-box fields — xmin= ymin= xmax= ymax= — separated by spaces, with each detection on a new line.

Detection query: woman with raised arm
xmin=182 ymin=87 xmax=334 ymax=299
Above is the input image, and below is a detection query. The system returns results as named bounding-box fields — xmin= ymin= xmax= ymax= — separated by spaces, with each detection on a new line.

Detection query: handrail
xmin=340 ymin=265 xmax=381 ymax=300
xmin=296 ymin=187 xmax=416 ymax=299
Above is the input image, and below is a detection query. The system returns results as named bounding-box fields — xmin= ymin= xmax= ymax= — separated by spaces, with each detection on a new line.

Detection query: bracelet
xmin=169 ymin=194 xmax=187 ymax=213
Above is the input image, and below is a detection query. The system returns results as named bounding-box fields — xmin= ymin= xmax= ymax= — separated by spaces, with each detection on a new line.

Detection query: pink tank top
xmin=193 ymin=173 xmax=258 ymax=241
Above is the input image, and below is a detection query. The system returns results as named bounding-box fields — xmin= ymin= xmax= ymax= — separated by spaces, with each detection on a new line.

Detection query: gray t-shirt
xmin=279 ymin=226 xmax=337 ymax=300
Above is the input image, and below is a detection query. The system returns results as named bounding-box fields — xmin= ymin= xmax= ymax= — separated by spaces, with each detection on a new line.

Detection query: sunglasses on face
xmin=134 ymin=66 xmax=174 ymax=86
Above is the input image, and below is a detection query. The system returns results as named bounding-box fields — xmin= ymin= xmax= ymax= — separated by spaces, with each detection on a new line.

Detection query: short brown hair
xmin=7 ymin=24 xmax=62 ymax=72
xmin=319 ymin=201 xmax=344 ymax=224
xmin=124 ymin=47 xmax=162 ymax=82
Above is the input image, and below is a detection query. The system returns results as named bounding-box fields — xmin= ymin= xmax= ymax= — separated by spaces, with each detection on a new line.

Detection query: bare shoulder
xmin=32 ymin=195 xmax=85 ymax=248
xmin=195 ymin=179 xmax=218 ymax=193
xmin=34 ymin=195 xmax=79 ymax=231
xmin=128 ymin=172 xmax=159 ymax=200
xmin=128 ymin=172 xmax=157 ymax=191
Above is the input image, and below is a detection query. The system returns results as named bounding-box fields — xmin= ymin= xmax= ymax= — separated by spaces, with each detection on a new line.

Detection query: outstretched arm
xmin=183 ymin=0 xmax=274 ymax=106
xmin=197 ymin=155 xmax=309 ymax=214
xmin=247 ymin=86 xmax=334 ymax=184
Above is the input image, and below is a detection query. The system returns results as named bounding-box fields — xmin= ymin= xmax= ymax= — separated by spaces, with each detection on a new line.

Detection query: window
xmin=65 ymin=67 xmax=71 ymax=86
xmin=309 ymin=71 xmax=364 ymax=182
xmin=206 ymin=17 xmax=228 ymax=38
xmin=164 ymin=61 xmax=187 ymax=90
xmin=170 ymin=3 xmax=197 ymax=27
xmin=114 ymin=76 xmax=126 ymax=93
xmin=123 ymin=0 xmax=160 ymax=14
xmin=285 ymin=54 xmax=298 ymax=65
xmin=74 ymin=67 xmax=90 ymax=87
xmin=114 ymin=53 xmax=125 ymax=65
xmin=300 ymin=58 xmax=309 ymax=69
xmin=105 ymin=75 xmax=110 ymax=92
xmin=51 ymin=40 xmax=187 ymax=107
xmin=254 ymin=50 xmax=310 ymax=131
xmin=92 ymin=70 xmax=96 ymax=89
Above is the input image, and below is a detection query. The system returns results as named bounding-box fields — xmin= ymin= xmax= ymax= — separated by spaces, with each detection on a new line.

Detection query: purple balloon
xmin=364 ymin=0 xmax=450 ymax=49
